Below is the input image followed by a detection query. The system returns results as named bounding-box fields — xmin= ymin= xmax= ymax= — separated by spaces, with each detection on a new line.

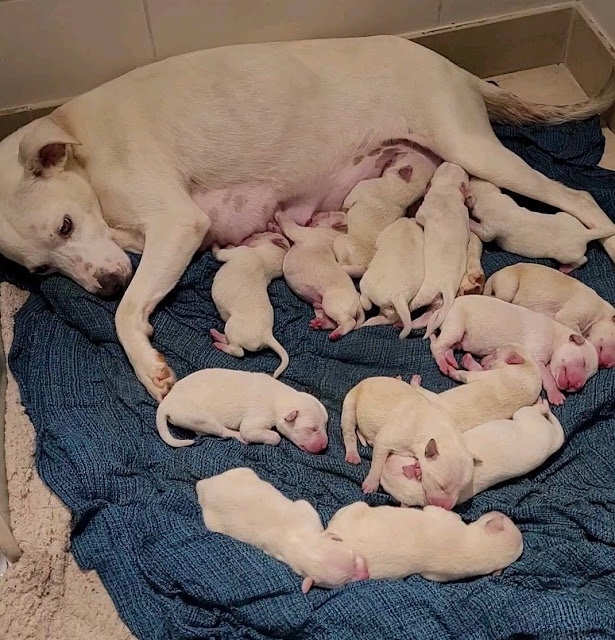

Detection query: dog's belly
xmin=193 ymin=144 xmax=410 ymax=248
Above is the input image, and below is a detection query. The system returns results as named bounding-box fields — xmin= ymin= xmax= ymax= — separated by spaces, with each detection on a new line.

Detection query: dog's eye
xmin=59 ymin=216 xmax=73 ymax=237
xmin=32 ymin=264 xmax=50 ymax=275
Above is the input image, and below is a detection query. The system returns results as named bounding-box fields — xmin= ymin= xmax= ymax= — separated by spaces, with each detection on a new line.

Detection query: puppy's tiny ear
xmin=473 ymin=455 xmax=483 ymax=466
xmin=485 ymin=515 xmax=505 ymax=534
xmin=301 ymin=577 xmax=314 ymax=594
xmin=271 ymin=236 xmax=289 ymax=249
xmin=285 ymin=410 xmax=298 ymax=423
xmin=401 ymin=464 xmax=415 ymax=479
xmin=424 ymin=438 xmax=438 ymax=459
xmin=506 ymin=352 xmax=525 ymax=365
xmin=569 ymin=334 xmax=585 ymax=345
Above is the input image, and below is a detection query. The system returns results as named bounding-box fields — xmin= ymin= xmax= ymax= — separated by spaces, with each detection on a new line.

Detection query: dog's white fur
xmin=341 ymin=376 xmax=477 ymax=508
xmin=276 ymin=210 xmax=365 ymax=340
xmin=196 ymin=468 xmax=369 ymax=592
xmin=156 ymin=369 xmax=328 ymax=452
xmin=468 ymin=178 xmax=615 ymax=271
xmin=333 ymin=148 xmax=439 ymax=276
xmin=382 ymin=399 xmax=564 ymax=507
xmin=210 ymin=231 xmax=290 ymax=377
xmin=410 ymin=163 xmax=470 ymax=338
xmin=359 ymin=217 xmax=424 ymax=338
xmin=409 ymin=345 xmax=542 ymax=431
xmin=1 ymin=36 xmax=615 ymax=398
xmin=430 ymin=295 xmax=599 ymax=405
xmin=485 ymin=263 xmax=615 ymax=369
xmin=458 ymin=232 xmax=485 ymax=295
xmin=325 ymin=502 xmax=523 ymax=581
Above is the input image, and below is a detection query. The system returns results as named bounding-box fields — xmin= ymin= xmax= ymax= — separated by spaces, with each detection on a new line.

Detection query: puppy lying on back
xmin=430 ymin=295 xmax=599 ymax=405
xmin=468 ymin=178 xmax=615 ymax=272
xmin=409 ymin=345 xmax=542 ymax=431
xmin=341 ymin=376 xmax=478 ymax=508
xmin=486 ymin=263 xmax=615 ymax=368
xmin=197 ymin=468 xmax=369 ymax=593
xmin=410 ymin=162 xmax=471 ymax=338
xmin=359 ymin=217 xmax=424 ymax=339
xmin=157 ymin=369 xmax=328 ymax=453
xmin=382 ymin=399 xmax=564 ymax=507
xmin=210 ymin=231 xmax=290 ymax=378
xmin=276 ymin=210 xmax=365 ymax=340
xmin=325 ymin=502 xmax=523 ymax=581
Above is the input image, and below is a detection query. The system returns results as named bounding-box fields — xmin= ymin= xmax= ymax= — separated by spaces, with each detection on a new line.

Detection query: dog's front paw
xmin=138 ymin=352 xmax=176 ymax=402
xmin=361 ymin=477 xmax=380 ymax=494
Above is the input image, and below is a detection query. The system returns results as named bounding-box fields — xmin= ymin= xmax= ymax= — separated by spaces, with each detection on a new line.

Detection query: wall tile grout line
xmin=142 ymin=0 xmax=158 ymax=61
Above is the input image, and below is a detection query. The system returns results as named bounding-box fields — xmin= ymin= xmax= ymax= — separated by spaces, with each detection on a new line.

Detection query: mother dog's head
xmin=0 ymin=117 xmax=132 ymax=297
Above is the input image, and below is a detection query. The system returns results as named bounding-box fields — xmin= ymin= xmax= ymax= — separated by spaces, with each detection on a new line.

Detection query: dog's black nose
xmin=96 ymin=272 xmax=128 ymax=298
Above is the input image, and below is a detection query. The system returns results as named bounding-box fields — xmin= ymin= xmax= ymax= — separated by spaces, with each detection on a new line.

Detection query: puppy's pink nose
xmin=302 ymin=436 xmax=328 ymax=453
xmin=427 ymin=495 xmax=456 ymax=510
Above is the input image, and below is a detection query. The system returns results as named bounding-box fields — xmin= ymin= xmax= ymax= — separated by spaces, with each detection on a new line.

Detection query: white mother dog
xmin=1 ymin=36 xmax=614 ymax=400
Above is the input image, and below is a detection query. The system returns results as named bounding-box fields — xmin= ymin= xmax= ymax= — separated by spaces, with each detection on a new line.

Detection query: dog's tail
xmin=393 ymin=294 xmax=413 ymax=340
xmin=476 ymin=69 xmax=615 ymax=125
xmin=268 ymin=336 xmax=290 ymax=378
xmin=156 ymin=406 xmax=195 ymax=448
xmin=423 ymin=290 xmax=454 ymax=339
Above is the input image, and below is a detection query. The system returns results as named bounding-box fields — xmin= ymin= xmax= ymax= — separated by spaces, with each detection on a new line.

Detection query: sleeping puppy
xmin=197 ymin=468 xmax=369 ymax=592
xmin=468 ymin=178 xmax=615 ymax=272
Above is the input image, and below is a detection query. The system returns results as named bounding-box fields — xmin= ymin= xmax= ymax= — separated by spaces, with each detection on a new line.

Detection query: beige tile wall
xmin=0 ymin=0 xmax=575 ymax=112
xmin=582 ymin=0 xmax=615 ymax=44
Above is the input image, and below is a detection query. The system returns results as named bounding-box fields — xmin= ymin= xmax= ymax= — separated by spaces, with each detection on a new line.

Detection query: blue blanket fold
xmin=5 ymin=116 xmax=615 ymax=639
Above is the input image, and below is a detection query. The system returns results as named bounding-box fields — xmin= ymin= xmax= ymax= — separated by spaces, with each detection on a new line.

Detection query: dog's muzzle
xmin=95 ymin=270 xmax=131 ymax=298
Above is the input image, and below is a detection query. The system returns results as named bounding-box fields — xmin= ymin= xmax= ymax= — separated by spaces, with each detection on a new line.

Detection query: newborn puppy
xmin=197 ymin=468 xmax=369 ymax=593
xmin=457 ymin=232 xmax=485 ymax=295
xmin=157 ymin=369 xmax=328 ymax=452
xmin=276 ymin=210 xmax=365 ymax=340
xmin=326 ymin=502 xmax=523 ymax=581
xmin=410 ymin=162 xmax=471 ymax=338
xmin=468 ymin=178 xmax=615 ymax=272
xmin=359 ymin=218 xmax=424 ymax=338
xmin=485 ymin=263 xmax=615 ymax=368
xmin=341 ymin=376 xmax=478 ymax=508
xmin=409 ymin=345 xmax=542 ymax=431
xmin=210 ymin=231 xmax=290 ymax=378
xmin=382 ymin=399 xmax=564 ymax=507
xmin=431 ymin=295 xmax=598 ymax=405
xmin=334 ymin=146 xmax=440 ymax=277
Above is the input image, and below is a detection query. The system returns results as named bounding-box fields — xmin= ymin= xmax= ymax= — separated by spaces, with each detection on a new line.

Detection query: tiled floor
xmin=489 ymin=63 xmax=615 ymax=170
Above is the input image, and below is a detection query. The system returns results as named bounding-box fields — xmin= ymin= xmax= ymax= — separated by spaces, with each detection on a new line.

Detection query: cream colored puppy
xmin=276 ymin=210 xmax=365 ymax=341
xmin=325 ymin=502 xmax=523 ymax=581
xmin=409 ymin=345 xmax=542 ymax=431
xmin=382 ymin=399 xmax=564 ymax=507
xmin=457 ymin=232 xmax=485 ymax=295
xmin=359 ymin=218 xmax=424 ymax=339
xmin=341 ymin=377 xmax=478 ymax=508
xmin=333 ymin=147 xmax=440 ymax=277
xmin=431 ymin=295 xmax=599 ymax=405
xmin=156 ymin=369 xmax=328 ymax=452
xmin=468 ymin=179 xmax=615 ymax=271
xmin=485 ymin=263 xmax=615 ymax=369
xmin=210 ymin=231 xmax=290 ymax=378
xmin=197 ymin=468 xmax=369 ymax=593
xmin=410 ymin=162 xmax=471 ymax=338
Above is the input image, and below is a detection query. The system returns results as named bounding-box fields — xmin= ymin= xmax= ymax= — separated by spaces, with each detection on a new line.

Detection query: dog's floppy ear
xmin=19 ymin=117 xmax=81 ymax=178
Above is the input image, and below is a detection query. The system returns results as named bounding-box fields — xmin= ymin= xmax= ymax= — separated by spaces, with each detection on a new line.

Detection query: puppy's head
xmin=550 ymin=333 xmax=598 ymax=392
xmin=0 ymin=117 xmax=132 ymax=297
xmin=276 ymin=394 xmax=329 ymax=453
xmin=587 ymin=316 xmax=615 ymax=369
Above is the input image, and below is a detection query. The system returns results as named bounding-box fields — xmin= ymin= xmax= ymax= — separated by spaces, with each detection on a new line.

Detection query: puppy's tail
xmin=268 ymin=336 xmax=290 ymax=378
xmin=156 ymin=405 xmax=195 ymax=448
xmin=393 ymin=294 xmax=413 ymax=340
xmin=341 ymin=387 xmax=360 ymax=463
xmin=476 ymin=69 xmax=615 ymax=125
xmin=423 ymin=290 xmax=453 ymax=339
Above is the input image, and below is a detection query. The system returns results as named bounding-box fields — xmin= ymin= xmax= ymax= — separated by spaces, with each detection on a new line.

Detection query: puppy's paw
xmin=345 ymin=451 xmax=361 ymax=465
xmin=361 ymin=477 xmax=379 ymax=494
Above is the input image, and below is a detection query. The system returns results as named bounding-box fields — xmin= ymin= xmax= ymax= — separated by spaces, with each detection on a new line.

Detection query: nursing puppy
xmin=458 ymin=232 xmax=485 ymax=295
xmin=326 ymin=502 xmax=523 ymax=581
xmin=210 ymin=231 xmax=290 ymax=378
xmin=430 ymin=295 xmax=599 ymax=405
xmin=410 ymin=162 xmax=471 ymax=338
xmin=409 ymin=345 xmax=542 ymax=431
xmin=275 ymin=210 xmax=364 ymax=340
xmin=468 ymin=179 xmax=615 ymax=271
xmin=382 ymin=399 xmax=564 ymax=507
xmin=333 ymin=147 xmax=440 ymax=276
xmin=359 ymin=218 xmax=424 ymax=338
xmin=485 ymin=263 xmax=615 ymax=368
xmin=156 ymin=369 xmax=328 ymax=452
xmin=341 ymin=376 xmax=477 ymax=508
xmin=197 ymin=468 xmax=369 ymax=593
